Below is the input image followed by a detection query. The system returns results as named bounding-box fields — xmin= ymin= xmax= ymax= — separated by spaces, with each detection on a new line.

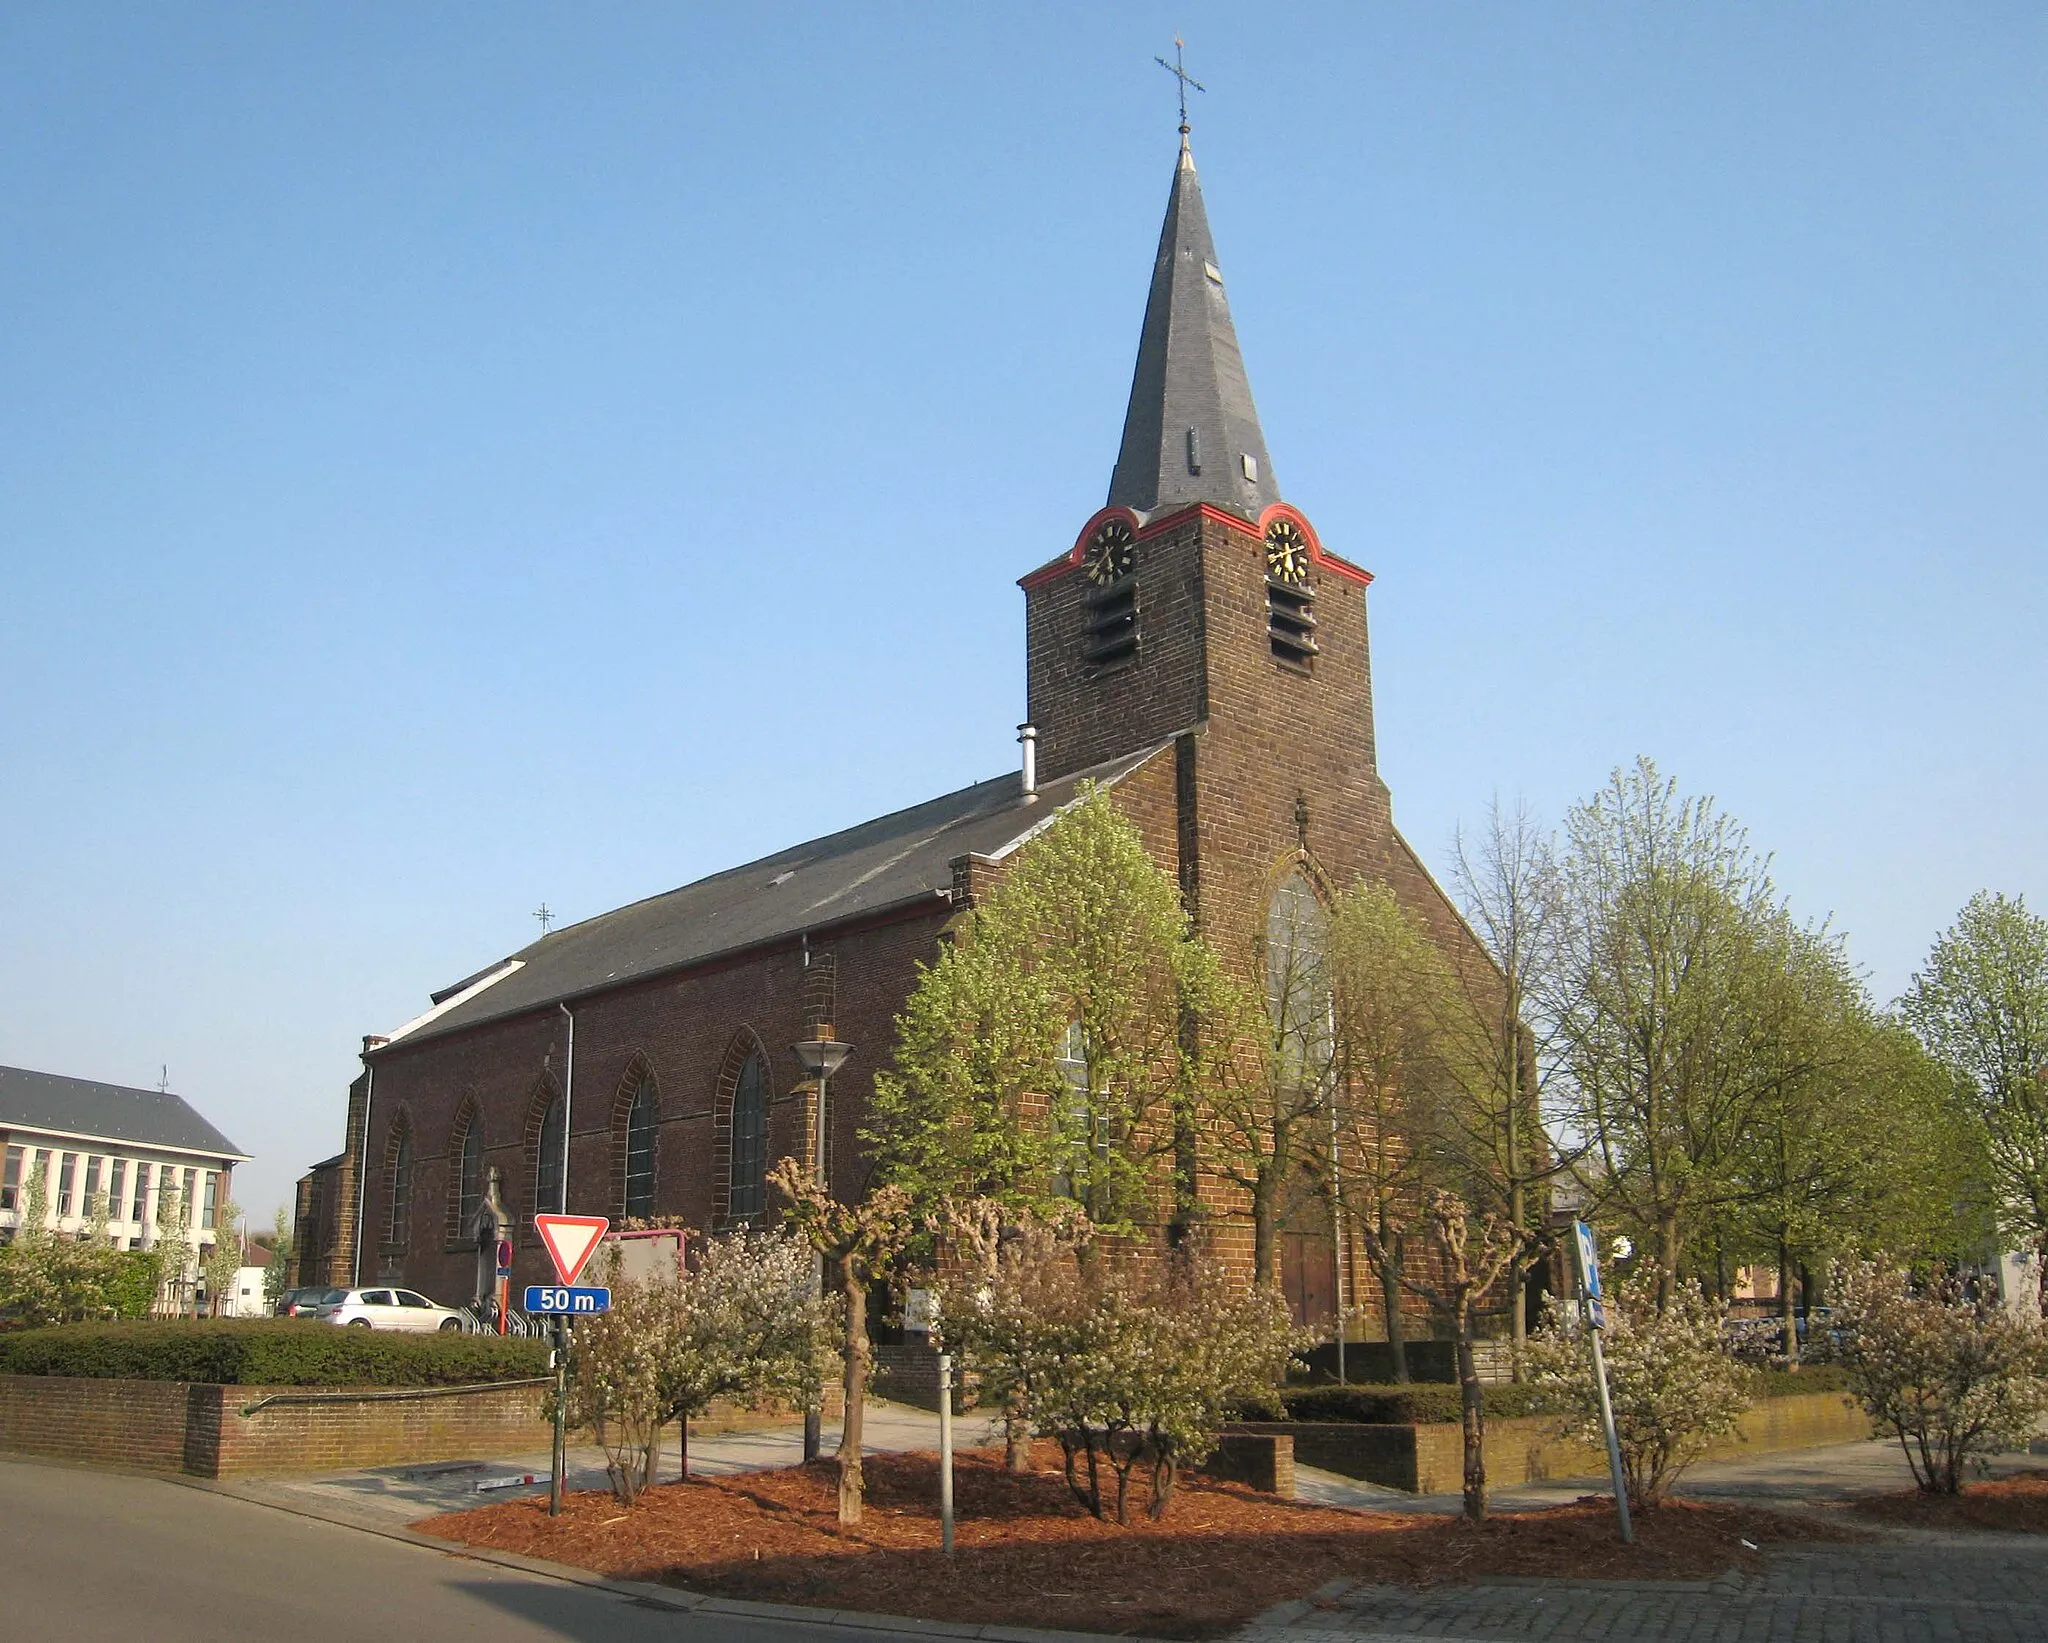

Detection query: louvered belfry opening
xmin=1085 ymin=569 xmax=1140 ymax=670
xmin=1268 ymin=576 xmax=1316 ymax=666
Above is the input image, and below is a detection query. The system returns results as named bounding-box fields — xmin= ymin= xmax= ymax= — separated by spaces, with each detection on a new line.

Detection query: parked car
xmin=278 ymin=1286 xmax=344 ymax=1318
xmin=306 ymin=1287 xmax=466 ymax=1331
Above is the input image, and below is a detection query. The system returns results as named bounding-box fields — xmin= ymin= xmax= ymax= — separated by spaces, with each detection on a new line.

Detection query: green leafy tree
xmin=1901 ymin=891 xmax=2048 ymax=1311
xmin=867 ymin=787 xmax=1215 ymax=1232
xmin=1439 ymin=798 xmax=1583 ymax=1373
xmin=1325 ymin=880 xmax=1460 ymax=1380
xmin=201 ymin=1201 xmax=243 ymax=1316
xmin=1547 ymin=759 xmax=1801 ymax=1302
xmin=264 ymin=1208 xmax=295 ymax=1312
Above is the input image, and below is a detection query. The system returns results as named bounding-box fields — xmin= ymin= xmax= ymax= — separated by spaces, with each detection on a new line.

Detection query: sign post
xmin=1573 ymin=1219 xmax=1633 ymax=1545
xmin=532 ymin=1214 xmax=611 ymax=1518
xmin=495 ymin=1237 xmax=514 ymax=1338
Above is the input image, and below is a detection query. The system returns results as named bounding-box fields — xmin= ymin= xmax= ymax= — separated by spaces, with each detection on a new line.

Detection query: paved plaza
xmin=167 ymin=1406 xmax=2048 ymax=1642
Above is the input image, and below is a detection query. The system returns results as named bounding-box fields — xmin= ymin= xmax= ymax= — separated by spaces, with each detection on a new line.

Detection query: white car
xmin=309 ymin=1286 xmax=466 ymax=1332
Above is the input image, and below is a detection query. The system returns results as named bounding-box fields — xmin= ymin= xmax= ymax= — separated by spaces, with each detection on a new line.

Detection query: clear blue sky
xmin=3 ymin=6 xmax=2042 ymax=1227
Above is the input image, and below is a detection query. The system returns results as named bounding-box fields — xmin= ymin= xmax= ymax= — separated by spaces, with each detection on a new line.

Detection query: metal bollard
xmin=938 ymin=1352 xmax=955 ymax=1554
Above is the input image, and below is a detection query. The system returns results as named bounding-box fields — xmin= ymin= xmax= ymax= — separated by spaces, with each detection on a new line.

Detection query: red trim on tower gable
xmin=1019 ymin=500 xmax=1372 ymax=590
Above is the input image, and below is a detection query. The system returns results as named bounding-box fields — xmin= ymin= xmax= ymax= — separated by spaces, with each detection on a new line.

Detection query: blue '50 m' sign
xmin=524 ymin=1285 xmax=611 ymax=1315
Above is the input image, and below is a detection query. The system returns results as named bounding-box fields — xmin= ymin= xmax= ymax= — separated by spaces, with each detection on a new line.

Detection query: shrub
xmin=938 ymin=1207 xmax=1302 ymax=1523
xmin=561 ymin=1229 xmax=836 ymax=1506
xmin=0 ymin=1321 xmax=548 ymax=1386
xmin=1832 ymin=1260 xmax=2048 ymax=1494
xmin=1528 ymin=1282 xmax=1751 ymax=1509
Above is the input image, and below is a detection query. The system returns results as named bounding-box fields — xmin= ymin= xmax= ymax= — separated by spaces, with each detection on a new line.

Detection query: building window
xmin=536 ymin=1098 xmax=565 ymax=1217
xmin=84 ymin=1157 xmax=103 ymax=1216
xmin=183 ymin=1168 xmax=197 ymax=1226
xmin=1053 ymin=1020 xmax=1102 ymax=1209
xmin=108 ymin=1159 xmax=128 ymax=1221
xmin=624 ymin=1080 xmax=656 ymax=1219
xmin=57 ymin=1154 xmax=75 ymax=1217
xmin=1266 ymin=870 xmax=1331 ymax=1091
xmin=202 ymin=1171 xmax=220 ymax=1232
xmin=455 ymin=1120 xmax=482 ymax=1234
xmin=1 ymin=1146 xmax=19 ymax=1213
xmin=728 ymin=1053 xmax=767 ymax=1220
xmin=386 ymin=1134 xmax=410 ymax=1248
xmin=131 ymin=1162 xmax=151 ymax=1225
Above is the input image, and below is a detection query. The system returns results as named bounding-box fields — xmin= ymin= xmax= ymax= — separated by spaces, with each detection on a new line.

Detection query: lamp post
xmin=791 ymin=1029 xmax=853 ymax=1463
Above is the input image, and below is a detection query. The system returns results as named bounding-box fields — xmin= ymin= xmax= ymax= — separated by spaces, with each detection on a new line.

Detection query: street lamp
xmin=790 ymin=1029 xmax=853 ymax=1461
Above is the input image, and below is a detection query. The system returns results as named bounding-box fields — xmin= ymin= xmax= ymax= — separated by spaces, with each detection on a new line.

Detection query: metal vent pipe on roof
xmin=1018 ymin=724 xmax=1038 ymax=798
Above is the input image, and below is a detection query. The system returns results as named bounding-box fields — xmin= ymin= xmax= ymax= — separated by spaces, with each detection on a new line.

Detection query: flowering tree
xmin=0 ymin=1166 xmax=145 ymax=1324
xmin=770 ymin=1159 xmax=914 ymax=1525
xmin=1528 ymin=1280 xmax=1750 ymax=1509
xmin=562 ymin=1227 xmax=837 ymax=1505
xmin=1833 ymin=1260 xmax=2048 ymax=1494
xmin=937 ymin=1205 xmax=1300 ymax=1523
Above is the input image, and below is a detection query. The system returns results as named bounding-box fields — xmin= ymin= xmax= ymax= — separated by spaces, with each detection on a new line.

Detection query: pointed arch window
xmin=728 ymin=1053 xmax=768 ymax=1220
xmin=386 ymin=1126 xmax=414 ymax=1250
xmin=1053 ymin=1020 xmax=1099 ymax=1208
xmin=1266 ymin=871 xmax=1331 ymax=1091
xmin=455 ymin=1117 xmax=483 ymax=1235
xmin=535 ymin=1097 xmax=565 ymax=1218
xmin=623 ymin=1079 xmax=656 ymax=1219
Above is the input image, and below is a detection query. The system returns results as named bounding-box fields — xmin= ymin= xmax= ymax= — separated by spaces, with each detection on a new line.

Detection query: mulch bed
xmin=417 ymin=1443 xmax=1850 ymax=1638
xmin=1850 ymin=1468 xmax=2048 ymax=1535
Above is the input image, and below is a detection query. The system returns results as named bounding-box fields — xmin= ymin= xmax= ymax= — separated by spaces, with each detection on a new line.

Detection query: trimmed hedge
xmin=1233 ymin=1382 xmax=1564 ymax=1425
xmin=1752 ymin=1365 xmax=1850 ymax=1398
xmin=0 ymin=1321 xmax=549 ymax=1387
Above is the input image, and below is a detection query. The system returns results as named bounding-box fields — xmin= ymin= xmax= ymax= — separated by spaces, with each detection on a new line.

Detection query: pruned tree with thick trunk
xmin=770 ymin=1159 xmax=914 ymax=1525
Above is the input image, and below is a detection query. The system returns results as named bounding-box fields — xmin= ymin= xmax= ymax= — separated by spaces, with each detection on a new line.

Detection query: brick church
xmin=293 ymin=127 xmax=1482 ymax=1330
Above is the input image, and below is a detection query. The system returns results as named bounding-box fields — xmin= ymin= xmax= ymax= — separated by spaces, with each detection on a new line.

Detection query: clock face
xmin=1084 ymin=518 xmax=1136 ymax=586
xmin=1265 ymin=519 xmax=1310 ymax=585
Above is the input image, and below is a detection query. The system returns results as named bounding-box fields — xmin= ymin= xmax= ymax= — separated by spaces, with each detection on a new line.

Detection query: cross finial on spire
xmin=533 ymin=902 xmax=554 ymax=936
xmin=1155 ymin=36 xmax=1205 ymax=135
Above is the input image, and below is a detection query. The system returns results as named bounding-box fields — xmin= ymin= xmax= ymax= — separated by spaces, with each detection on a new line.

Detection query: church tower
xmin=1022 ymin=129 xmax=1422 ymax=945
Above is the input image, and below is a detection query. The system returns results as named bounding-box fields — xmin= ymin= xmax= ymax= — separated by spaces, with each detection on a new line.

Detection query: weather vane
xmin=534 ymin=902 xmax=554 ymax=936
xmin=1155 ymin=36 xmax=1205 ymax=134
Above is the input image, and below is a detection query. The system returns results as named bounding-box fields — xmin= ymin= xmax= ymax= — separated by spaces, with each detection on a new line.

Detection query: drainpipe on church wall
xmin=351 ymin=1035 xmax=389 ymax=1287
xmin=558 ymin=1003 xmax=575 ymax=1213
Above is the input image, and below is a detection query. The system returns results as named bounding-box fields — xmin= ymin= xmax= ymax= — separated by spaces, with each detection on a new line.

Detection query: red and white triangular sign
xmin=534 ymin=1214 xmax=610 ymax=1288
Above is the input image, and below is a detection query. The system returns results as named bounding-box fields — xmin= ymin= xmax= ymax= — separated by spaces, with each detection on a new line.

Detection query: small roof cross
xmin=533 ymin=902 xmax=555 ymax=936
xmin=1154 ymin=37 xmax=1205 ymax=134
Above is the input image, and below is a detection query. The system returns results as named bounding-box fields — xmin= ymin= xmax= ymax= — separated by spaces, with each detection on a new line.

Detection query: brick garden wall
xmin=0 ymin=1373 xmax=552 ymax=1477
xmin=1229 ymin=1390 xmax=1875 ymax=1495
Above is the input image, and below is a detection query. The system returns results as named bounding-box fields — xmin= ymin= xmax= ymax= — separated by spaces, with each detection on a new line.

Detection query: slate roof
xmin=0 ymin=1066 xmax=248 ymax=1159
xmin=389 ymin=744 xmax=1173 ymax=1051
xmin=1107 ymin=134 xmax=1279 ymax=518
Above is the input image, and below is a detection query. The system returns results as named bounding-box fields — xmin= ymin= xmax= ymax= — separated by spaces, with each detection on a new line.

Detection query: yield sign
xmin=533 ymin=1214 xmax=610 ymax=1289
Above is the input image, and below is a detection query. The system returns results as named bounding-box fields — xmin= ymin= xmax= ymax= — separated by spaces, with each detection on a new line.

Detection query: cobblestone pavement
xmin=1235 ymin=1532 xmax=2048 ymax=1643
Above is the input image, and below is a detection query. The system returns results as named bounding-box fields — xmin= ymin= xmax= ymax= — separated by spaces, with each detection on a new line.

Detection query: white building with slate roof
xmin=0 ymin=1065 xmax=250 ymax=1304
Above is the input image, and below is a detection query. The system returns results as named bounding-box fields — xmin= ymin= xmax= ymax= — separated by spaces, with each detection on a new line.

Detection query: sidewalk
xmin=238 ymin=1399 xmax=1011 ymax=1529
xmin=1250 ymin=1440 xmax=2048 ymax=1643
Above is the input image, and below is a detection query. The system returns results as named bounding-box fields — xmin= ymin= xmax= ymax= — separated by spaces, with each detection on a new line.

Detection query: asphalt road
xmin=0 ymin=1457 xmax=945 ymax=1643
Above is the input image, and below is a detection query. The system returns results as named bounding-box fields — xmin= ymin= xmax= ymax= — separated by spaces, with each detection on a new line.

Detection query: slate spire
xmin=1107 ymin=132 xmax=1279 ymax=517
